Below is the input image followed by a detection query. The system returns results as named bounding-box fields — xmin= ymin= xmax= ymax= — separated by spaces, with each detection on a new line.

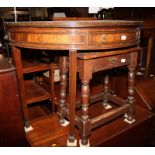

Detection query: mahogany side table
xmin=5 ymin=20 xmax=143 ymax=146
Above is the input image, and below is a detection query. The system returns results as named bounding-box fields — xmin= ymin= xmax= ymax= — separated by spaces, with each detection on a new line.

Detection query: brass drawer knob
xmin=108 ymin=57 xmax=118 ymax=64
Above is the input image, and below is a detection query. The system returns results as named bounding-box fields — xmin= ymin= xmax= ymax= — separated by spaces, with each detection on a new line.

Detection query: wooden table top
xmin=5 ymin=20 xmax=143 ymax=50
xmin=5 ymin=20 xmax=143 ymax=27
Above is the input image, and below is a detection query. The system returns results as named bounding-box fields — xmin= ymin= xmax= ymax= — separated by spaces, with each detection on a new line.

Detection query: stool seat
xmin=77 ymin=47 xmax=141 ymax=59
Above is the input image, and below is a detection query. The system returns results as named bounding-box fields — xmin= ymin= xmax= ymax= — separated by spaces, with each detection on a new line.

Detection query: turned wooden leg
xmin=124 ymin=52 xmax=138 ymax=124
xmin=59 ymin=56 xmax=68 ymax=125
xmin=125 ymin=67 xmax=136 ymax=123
xmin=79 ymin=80 xmax=91 ymax=146
xmin=78 ymin=59 xmax=92 ymax=146
xmin=102 ymin=74 xmax=112 ymax=109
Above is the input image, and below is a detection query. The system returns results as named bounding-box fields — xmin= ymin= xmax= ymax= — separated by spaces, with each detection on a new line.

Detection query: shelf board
xmin=24 ymin=80 xmax=51 ymax=104
xmin=22 ymin=60 xmax=50 ymax=74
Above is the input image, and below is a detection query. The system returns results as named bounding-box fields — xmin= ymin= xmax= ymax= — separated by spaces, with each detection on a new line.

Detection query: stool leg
xmin=59 ymin=56 xmax=69 ymax=126
xmin=102 ymin=75 xmax=112 ymax=109
xmin=124 ymin=67 xmax=136 ymax=124
xmin=79 ymin=80 xmax=91 ymax=146
xmin=124 ymin=52 xmax=138 ymax=124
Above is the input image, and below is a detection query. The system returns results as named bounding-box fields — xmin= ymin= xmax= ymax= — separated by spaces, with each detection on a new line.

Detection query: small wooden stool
xmin=77 ymin=47 xmax=140 ymax=146
xmin=58 ymin=46 xmax=140 ymax=146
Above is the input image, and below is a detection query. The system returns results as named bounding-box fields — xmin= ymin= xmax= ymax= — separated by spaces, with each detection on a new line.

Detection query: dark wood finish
xmin=113 ymin=71 xmax=155 ymax=112
xmin=140 ymin=20 xmax=155 ymax=75
xmin=76 ymin=47 xmax=139 ymax=145
xmin=68 ymin=50 xmax=77 ymax=143
xmin=0 ymin=57 xmax=26 ymax=146
xmin=79 ymin=63 xmax=91 ymax=145
xmin=135 ymin=77 xmax=155 ymax=111
xmin=5 ymin=20 xmax=143 ymax=146
xmin=12 ymin=46 xmax=55 ymax=128
xmin=113 ymin=70 xmax=155 ymax=138
xmin=59 ymin=56 xmax=68 ymax=124
xmin=24 ymin=80 xmax=50 ymax=104
xmin=25 ymin=105 xmax=154 ymax=146
xmin=5 ymin=20 xmax=142 ymax=50
xmin=12 ymin=47 xmax=29 ymax=127
xmin=126 ymin=52 xmax=138 ymax=121
xmin=22 ymin=60 xmax=50 ymax=73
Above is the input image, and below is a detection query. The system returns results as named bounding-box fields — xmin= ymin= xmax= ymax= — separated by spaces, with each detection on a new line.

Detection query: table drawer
xmin=88 ymin=29 xmax=140 ymax=46
xmin=92 ymin=53 xmax=131 ymax=72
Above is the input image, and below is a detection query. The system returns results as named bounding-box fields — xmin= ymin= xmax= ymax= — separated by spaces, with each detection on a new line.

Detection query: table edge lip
xmin=5 ymin=20 xmax=143 ymax=28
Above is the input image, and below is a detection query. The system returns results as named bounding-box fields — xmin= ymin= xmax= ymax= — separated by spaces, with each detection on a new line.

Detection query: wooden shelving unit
xmin=22 ymin=60 xmax=50 ymax=73
xmin=12 ymin=47 xmax=56 ymax=130
xmin=24 ymin=80 xmax=51 ymax=105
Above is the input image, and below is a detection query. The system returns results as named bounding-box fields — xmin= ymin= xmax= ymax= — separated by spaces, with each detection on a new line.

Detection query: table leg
xmin=124 ymin=52 xmax=138 ymax=124
xmin=79 ymin=79 xmax=91 ymax=146
xmin=59 ymin=56 xmax=68 ymax=125
xmin=67 ymin=50 xmax=77 ymax=146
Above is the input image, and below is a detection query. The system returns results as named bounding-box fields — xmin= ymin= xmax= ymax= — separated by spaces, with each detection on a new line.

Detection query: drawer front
xmin=88 ymin=29 xmax=140 ymax=46
xmin=9 ymin=32 xmax=85 ymax=45
xmin=92 ymin=53 xmax=131 ymax=72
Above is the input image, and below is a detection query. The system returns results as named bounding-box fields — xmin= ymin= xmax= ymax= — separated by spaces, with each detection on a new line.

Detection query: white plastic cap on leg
xmin=67 ymin=139 xmax=77 ymax=147
xmin=79 ymin=139 xmax=90 ymax=147
xmin=61 ymin=119 xmax=70 ymax=127
xmin=24 ymin=125 xmax=33 ymax=132
xmin=124 ymin=118 xmax=135 ymax=124
xmin=124 ymin=113 xmax=128 ymax=118
xmin=104 ymin=103 xmax=112 ymax=109
xmin=136 ymin=71 xmax=144 ymax=76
